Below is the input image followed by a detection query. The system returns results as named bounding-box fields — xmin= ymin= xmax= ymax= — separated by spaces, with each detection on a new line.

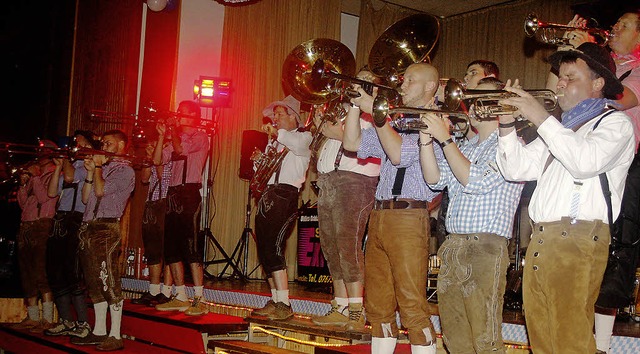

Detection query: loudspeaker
xmin=239 ymin=130 xmax=269 ymax=180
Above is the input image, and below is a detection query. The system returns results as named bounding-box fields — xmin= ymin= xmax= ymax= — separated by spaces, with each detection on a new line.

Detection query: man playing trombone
xmin=344 ymin=62 xmax=442 ymax=354
xmin=311 ymin=68 xmax=381 ymax=330
xmin=418 ymin=78 xmax=524 ymax=353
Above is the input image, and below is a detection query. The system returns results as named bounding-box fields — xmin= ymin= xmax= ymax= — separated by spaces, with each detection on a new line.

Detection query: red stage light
xmin=193 ymin=76 xmax=232 ymax=108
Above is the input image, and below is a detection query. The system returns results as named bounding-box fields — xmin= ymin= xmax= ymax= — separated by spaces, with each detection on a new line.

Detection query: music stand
xmin=201 ymin=108 xmax=244 ymax=280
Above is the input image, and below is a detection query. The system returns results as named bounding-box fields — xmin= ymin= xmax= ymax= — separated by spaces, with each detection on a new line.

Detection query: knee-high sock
xmin=92 ymin=302 xmax=108 ymax=335
xmin=595 ymin=313 xmax=615 ymax=353
xmin=109 ymin=300 xmax=124 ymax=339
xmin=42 ymin=301 xmax=54 ymax=323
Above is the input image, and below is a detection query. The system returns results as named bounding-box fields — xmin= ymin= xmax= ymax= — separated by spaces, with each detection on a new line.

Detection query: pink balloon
xmin=147 ymin=0 xmax=168 ymax=12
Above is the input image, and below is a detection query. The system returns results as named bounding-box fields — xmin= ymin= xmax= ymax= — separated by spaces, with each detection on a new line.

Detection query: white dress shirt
xmin=497 ymin=111 xmax=635 ymax=223
xmin=317 ymin=119 xmax=381 ymax=176
xmin=266 ymin=128 xmax=312 ymax=189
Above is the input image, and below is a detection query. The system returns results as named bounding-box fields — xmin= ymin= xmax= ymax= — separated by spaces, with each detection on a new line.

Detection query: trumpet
xmin=372 ymin=95 xmax=469 ymax=132
xmin=444 ymin=79 xmax=559 ymax=120
xmin=524 ymin=12 xmax=612 ymax=47
xmin=69 ymin=147 xmax=153 ymax=168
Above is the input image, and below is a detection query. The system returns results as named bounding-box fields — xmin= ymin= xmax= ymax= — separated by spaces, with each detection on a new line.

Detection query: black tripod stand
xmin=218 ymin=188 xmax=261 ymax=281
xmin=200 ymin=108 xmax=244 ymax=280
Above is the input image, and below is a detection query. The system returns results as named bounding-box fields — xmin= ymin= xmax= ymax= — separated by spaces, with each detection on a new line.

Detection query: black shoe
xmin=71 ymin=332 xmax=108 ymax=345
xmin=155 ymin=293 xmax=171 ymax=305
xmin=131 ymin=292 xmax=156 ymax=306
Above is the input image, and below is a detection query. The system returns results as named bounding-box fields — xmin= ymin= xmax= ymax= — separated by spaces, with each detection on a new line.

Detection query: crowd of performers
xmin=248 ymin=10 xmax=640 ymax=354
xmin=4 ymin=9 xmax=640 ymax=354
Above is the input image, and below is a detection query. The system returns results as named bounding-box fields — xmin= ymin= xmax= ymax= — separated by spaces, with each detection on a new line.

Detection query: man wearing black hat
xmin=496 ymin=43 xmax=635 ymax=352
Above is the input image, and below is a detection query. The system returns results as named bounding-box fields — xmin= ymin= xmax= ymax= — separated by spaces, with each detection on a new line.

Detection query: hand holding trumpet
xmin=499 ymin=83 xmax=551 ymax=127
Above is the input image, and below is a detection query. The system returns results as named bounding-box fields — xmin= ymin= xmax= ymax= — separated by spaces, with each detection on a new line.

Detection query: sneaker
xmin=96 ymin=336 xmax=124 ymax=351
xmin=44 ymin=319 xmax=76 ymax=336
xmin=71 ymin=332 xmax=108 ymax=345
xmin=267 ymin=302 xmax=294 ymax=321
xmin=155 ymin=296 xmax=190 ymax=312
xmin=184 ymin=296 xmax=209 ymax=316
xmin=69 ymin=321 xmax=91 ymax=338
xmin=130 ymin=291 xmax=156 ymax=306
xmin=155 ymin=293 xmax=171 ymax=305
xmin=252 ymin=300 xmax=277 ymax=317
xmin=312 ymin=300 xmax=349 ymax=326
xmin=11 ymin=318 xmax=40 ymax=330
xmin=345 ymin=303 xmax=365 ymax=331
xmin=29 ymin=320 xmax=54 ymax=334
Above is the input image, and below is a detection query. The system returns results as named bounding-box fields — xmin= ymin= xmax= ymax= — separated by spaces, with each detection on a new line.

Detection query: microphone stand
xmin=201 ymin=108 xmax=244 ymax=280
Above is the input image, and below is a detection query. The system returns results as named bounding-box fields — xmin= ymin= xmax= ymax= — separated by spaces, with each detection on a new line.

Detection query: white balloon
xmin=147 ymin=0 xmax=168 ymax=12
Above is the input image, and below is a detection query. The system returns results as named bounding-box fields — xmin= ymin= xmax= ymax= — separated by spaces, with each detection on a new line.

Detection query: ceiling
xmin=342 ymin=0 xmax=518 ymax=18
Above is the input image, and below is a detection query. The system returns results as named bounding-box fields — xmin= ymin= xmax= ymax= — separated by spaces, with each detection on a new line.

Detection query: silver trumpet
xmin=372 ymin=95 xmax=469 ymax=132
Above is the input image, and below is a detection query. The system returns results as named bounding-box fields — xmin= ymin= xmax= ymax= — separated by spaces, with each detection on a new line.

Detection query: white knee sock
xmin=371 ymin=337 xmax=397 ymax=354
xmin=271 ymin=288 xmax=277 ymax=302
xmin=42 ymin=301 xmax=54 ymax=323
xmin=27 ymin=305 xmax=39 ymax=321
xmin=93 ymin=301 xmax=109 ymax=335
xmin=595 ymin=313 xmax=615 ymax=353
xmin=276 ymin=290 xmax=290 ymax=306
xmin=175 ymin=285 xmax=188 ymax=301
xmin=194 ymin=285 xmax=204 ymax=298
xmin=149 ymin=283 xmax=161 ymax=296
xmin=161 ymin=283 xmax=172 ymax=297
xmin=109 ymin=300 xmax=123 ymax=339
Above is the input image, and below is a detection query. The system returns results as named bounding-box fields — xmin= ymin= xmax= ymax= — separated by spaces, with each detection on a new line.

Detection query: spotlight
xmin=193 ymin=76 xmax=232 ymax=108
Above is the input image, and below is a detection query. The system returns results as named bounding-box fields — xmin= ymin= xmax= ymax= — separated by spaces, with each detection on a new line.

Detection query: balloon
xmin=147 ymin=0 xmax=168 ymax=12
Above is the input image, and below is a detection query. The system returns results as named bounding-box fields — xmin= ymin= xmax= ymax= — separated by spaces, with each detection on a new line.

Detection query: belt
xmin=374 ymin=199 xmax=427 ymax=210
xmin=93 ymin=218 xmax=120 ymax=223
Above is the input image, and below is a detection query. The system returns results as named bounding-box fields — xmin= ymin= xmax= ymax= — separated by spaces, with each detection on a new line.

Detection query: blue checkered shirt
xmin=429 ymin=130 xmax=524 ymax=238
xmin=358 ymin=128 xmax=442 ymax=201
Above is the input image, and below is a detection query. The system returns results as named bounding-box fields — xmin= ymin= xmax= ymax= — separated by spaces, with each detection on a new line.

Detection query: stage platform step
xmin=245 ymin=315 xmax=370 ymax=353
xmin=0 ymin=325 xmax=184 ymax=353
xmin=210 ymin=339 xmax=301 ymax=354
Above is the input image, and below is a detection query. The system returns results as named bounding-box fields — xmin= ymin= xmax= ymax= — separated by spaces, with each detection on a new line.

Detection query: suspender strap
xmin=333 ymin=144 xmax=344 ymax=171
xmin=391 ymin=167 xmax=406 ymax=197
xmin=619 ymin=69 xmax=632 ymax=82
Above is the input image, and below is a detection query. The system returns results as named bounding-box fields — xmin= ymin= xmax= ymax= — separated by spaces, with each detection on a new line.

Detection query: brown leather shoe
xmin=29 ymin=320 xmax=54 ymax=334
xmin=345 ymin=303 xmax=366 ymax=331
xmin=71 ymin=332 xmax=108 ymax=345
xmin=252 ymin=300 xmax=277 ymax=317
xmin=96 ymin=336 xmax=124 ymax=351
xmin=11 ymin=318 xmax=40 ymax=330
xmin=267 ymin=302 xmax=294 ymax=321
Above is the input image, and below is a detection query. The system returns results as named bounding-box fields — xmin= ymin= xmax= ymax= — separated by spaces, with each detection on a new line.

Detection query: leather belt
xmin=374 ymin=199 xmax=427 ymax=210
xmin=93 ymin=218 xmax=120 ymax=223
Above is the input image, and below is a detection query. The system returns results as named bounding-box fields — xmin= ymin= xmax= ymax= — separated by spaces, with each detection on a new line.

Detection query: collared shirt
xmin=266 ymin=129 xmax=312 ymax=189
xmin=18 ymin=170 xmax=57 ymax=221
xmin=317 ymin=118 xmax=381 ymax=176
xmin=429 ymin=130 xmax=523 ymax=238
xmin=615 ymin=55 xmax=640 ymax=151
xmin=162 ymin=130 xmax=209 ymax=186
xmin=56 ymin=159 xmax=88 ymax=213
xmin=147 ymin=161 xmax=172 ymax=201
xmin=358 ymin=128 xmax=442 ymax=201
xmin=83 ymin=160 xmax=135 ymax=221
xmin=497 ymin=111 xmax=635 ymax=223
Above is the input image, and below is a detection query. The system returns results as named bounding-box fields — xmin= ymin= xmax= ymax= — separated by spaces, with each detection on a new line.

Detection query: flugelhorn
xmin=444 ymin=79 xmax=559 ymax=119
xmin=372 ymin=95 xmax=469 ymax=132
xmin=524 ymin=13 xmax=612 ymax=47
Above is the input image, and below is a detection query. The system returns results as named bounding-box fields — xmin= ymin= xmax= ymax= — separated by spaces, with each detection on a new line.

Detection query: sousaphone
xmin=368 ymin=13 xmax=440 ymax=84
xmin=282 ymin=38 xmax=356 ymax=104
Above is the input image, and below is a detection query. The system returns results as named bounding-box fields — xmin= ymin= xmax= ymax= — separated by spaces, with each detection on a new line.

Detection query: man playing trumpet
xmin=497 ymin=43 xmax=634 ymax=353
xmin=418 ymin=78 xmax=524 ymax=353
xmin=344 ymin=62 xmax=442 ymax=354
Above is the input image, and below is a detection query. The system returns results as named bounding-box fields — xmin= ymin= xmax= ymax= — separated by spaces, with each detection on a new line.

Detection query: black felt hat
xmin=548 ymin=43 xmax=623 ymax=98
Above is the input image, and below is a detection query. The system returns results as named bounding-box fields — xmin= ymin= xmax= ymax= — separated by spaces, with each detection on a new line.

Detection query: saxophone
xmin=249 ymin=141 xmax=289 ymax=198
